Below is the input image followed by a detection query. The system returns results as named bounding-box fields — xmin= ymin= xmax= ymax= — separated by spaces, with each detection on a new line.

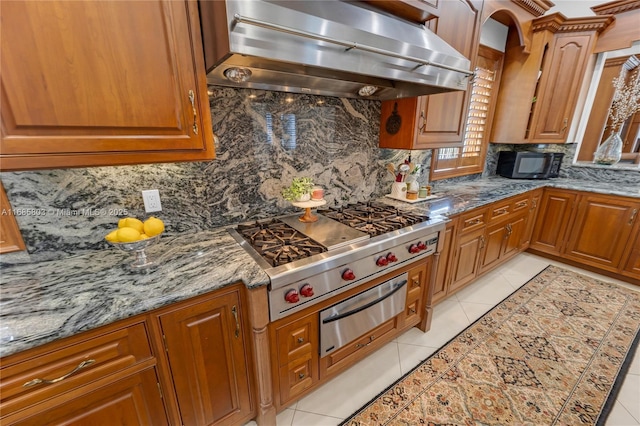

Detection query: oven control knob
xmin=386 ymin=253 xmax=398 ymax=263
xmin=284 ymin=289 xmax=300 ymax=303
xmin=300 ymin=284 xmax=314 ymax=297
xmin=417 ymin=241 xmax=427 ymax=251
xmin=376 ymin=256 xmax=389 ymax=267
xmin=409 ymin=244 xmax=420 ymax=254
xmin=342 ymin=269 xmax=356 ymax=281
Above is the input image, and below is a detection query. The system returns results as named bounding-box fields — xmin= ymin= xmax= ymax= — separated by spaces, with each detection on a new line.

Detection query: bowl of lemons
xmin=105 ymin=216 xmax=165 ymax=269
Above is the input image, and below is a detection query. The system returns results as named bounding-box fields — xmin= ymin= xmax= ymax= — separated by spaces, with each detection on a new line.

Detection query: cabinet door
xmin=417 ymin=0 xmax=481 ymax=148
xmin=621 ymin=215 xmax=640 ymax=279
xmin=158 ymin=289 xmax=253 ymax=426
xmin=432 ymin=218 xmax=457 ymax=304
xmin=528 ymin=32 xmax=596 ymax=143
xmin=5 ymin=369 xmax=168 ymax=426
xmin=522 ymin=189 xmax=542 ymax=248
xmin=0 ymin=0 xmax=214 ymax=170
xmin=529 ymin=189 xmax=577 ymax=255
xmin=450 ymin=227 xmax=484 ymax=292
xmin=503 ymin=213 xmax=527 ymax=258
xmin=563 ymin=194 xmax=639 ymax=271
xmin=479 ymin=221 xmax=507 ymax=274
xmin=0 ymin=182 xmax=25 ymax=253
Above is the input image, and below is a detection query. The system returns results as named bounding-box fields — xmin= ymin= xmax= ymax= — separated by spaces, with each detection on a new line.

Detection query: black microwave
xmin=496 ymin=151 xmax=564 ymax=179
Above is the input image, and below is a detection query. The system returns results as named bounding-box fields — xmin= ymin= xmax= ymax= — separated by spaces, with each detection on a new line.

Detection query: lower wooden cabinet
xmin=153 ymin=285 xmax=254 ymax=426
xmin=1 ymin=284 xmax=256 ymax=426
xmin=432 ymin=217 xmax=457 ymax=304
xmin=0 ymin=318 xmax=168 ymax=425
xmin=530 ymin=188 xmax=640 ymax=282
xmin=529 ymin=189 xmax=578 ymax=255
xmin=450 ymin=227 xmax=485 ymax=293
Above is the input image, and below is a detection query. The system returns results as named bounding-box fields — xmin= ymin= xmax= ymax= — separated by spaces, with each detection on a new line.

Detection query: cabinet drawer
xmin=489 ymin=201 xmax=511 ymax=222
xmin=276 ymin=316 xmax=314 ymax=367
xmin=1 ymin=322 xmax=152 ymax=414
xmin=511 ymin=196 xmax=530 ymax=213
xmin=459 ymin=208 xmax=487 ymax=233
xmin=278 ymin=353 xmax=314 ymax=403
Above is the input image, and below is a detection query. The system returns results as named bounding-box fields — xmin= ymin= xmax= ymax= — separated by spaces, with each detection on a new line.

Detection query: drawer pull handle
xmin=630 ymin=209 xmax=638 ymax=225
xmin=480 ymin=235 xmax=486 ymax=249
xmin=23 ymin=359 xmax=96 ymax=388
xmin=412 ymin=279 xmax=420 ymax=287
xmin=409 ymin=307 xmax=417 ymax=314
xmin=297 ymin=337 xmax=305 ymax=344
xmin=494 ymin=208 xmax=508 ymax=215
xmin=298 ymin=373 xmax=305 ymax=379
xmin=188 ymin=89 xmax=199 ymax=135
xmin=231 ymin=305 xmax=240 ymax=339
xmin=466 ymin=218 xmax=481 ymax=226
xmin=515 ymin=201 xmax=527 ymax=208
xmin=355 ymin=335 xmax=376 ymax=349
xmin=418 ymin=110 xmax=426 ymax=133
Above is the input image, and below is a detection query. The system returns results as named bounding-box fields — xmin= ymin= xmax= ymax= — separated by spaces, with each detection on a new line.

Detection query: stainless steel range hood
xmin=200 ymin=0 xmax=473 ymax=100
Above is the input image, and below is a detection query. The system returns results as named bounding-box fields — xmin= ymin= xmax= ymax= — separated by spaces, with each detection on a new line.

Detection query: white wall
xmin=546 ymin=1 xmax=602 ymax=17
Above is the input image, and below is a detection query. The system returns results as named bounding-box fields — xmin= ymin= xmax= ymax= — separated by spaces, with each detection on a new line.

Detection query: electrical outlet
xmin=142 ymin=189 xmax=162 ymax=213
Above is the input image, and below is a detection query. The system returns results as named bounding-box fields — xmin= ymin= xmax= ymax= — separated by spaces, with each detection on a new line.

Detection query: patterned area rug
xmin=342 ymin=265 xmax=640 ymax=425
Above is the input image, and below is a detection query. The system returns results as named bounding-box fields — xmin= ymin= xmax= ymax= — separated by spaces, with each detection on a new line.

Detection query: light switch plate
xmin=142 ymin=189 xmax=162 ymax=213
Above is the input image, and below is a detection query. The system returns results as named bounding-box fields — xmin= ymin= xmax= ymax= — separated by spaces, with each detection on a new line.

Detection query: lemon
xmin=116 ymin=227 xmax=141 ymax=243
xmin=139 ymin=234 xmax=150 ymax=240
xmin=143 ymin=216 xmax=164 ymax=237
xmin=105 ymin=229 xmax=119 ymax=243
xmin=120 ymin=217 xmax=144 ymax=233
xmin=118 ymin=218 xmax=127 ymax=228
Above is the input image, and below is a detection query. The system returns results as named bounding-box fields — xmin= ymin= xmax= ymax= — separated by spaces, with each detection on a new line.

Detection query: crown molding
xmin=591 ymin=0 xmax=640 ymax=16
xmin=510 ymin=0 xmax=555 ymax=17
xmin=558 ymin=15 xmax=615 ymax=33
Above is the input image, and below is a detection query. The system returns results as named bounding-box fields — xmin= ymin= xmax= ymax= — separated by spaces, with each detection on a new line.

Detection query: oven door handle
xmin=322 ymin=280 xmax=408 ymax=324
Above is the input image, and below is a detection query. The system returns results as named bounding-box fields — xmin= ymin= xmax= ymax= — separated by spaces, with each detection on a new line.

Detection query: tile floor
xmin=248 ymin=253 xmax=640 ymax=426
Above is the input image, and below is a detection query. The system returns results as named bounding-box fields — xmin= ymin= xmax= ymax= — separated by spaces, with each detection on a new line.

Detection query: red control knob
xmin=409 ymin=244 xmax=420 ymax=254
xmin=300 ymin=284 xmax=314 ymax=297
xmin=284 ymin=289 xmax=300 ymax=303
xmin=376 ymin=256 xmax=389 ymax=267
xmin=386 ymin=253 xmax=398 ymax=262
xmin=417 ymin=241 xmax=427 ymax=251
xmin=342 ymin=269 xmax=356 ymax=281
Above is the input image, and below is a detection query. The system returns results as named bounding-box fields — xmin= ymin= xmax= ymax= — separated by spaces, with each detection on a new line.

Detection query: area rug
xmin=341 ymin=265 xmax=640 ymax=426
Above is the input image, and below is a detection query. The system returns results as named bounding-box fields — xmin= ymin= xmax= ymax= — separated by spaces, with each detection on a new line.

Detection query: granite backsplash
xmin=1 ymin=88 xmax=638 ymax=263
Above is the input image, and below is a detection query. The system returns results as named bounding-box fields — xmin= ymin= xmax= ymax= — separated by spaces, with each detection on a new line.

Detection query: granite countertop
xmin=1 ymin=177 xmax=638 ymax=358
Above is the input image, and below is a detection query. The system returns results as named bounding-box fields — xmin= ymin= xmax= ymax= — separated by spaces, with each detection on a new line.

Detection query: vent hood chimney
xmin=200 ymin=0 xmax=473 ymax=100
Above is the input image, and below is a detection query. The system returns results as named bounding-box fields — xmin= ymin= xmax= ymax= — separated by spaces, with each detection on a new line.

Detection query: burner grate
xmin=237 ymin=219 xmax=327 ymax=267
xmin=318 ymin=202 xmax=429 ymax=237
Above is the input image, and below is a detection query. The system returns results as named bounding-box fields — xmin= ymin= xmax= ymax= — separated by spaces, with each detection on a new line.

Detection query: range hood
xmin=200 ymin=0 xmax=473 ymax=100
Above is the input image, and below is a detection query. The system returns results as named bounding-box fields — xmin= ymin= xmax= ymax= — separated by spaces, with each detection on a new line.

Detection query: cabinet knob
xmin=298 ymin=373 xmax=305 ymax=379
xmin=297 ymin=337 xmax=304 ymax=344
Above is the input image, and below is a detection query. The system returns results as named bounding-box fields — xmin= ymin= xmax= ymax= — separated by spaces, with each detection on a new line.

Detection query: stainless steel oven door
xmin=319 ymin=273 xmax=407 ymax=357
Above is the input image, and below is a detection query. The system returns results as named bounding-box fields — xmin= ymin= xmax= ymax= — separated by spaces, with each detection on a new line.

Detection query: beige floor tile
xmin=396 ymin=299 xmax=470 ymax=348
xmin=615 ymin=373 xmax=640 ymax=422
xmin=454 ymin=270 xmax=516 ymax=305
xmin=291 ymin=410 xmax=343 ymax=426
xmin=397 ymin=342 xmax=439 ymax=375
xmin=606 ymin=402 xmax=640 ymax=426
xmin=276 ymin=408 xmax=295 ymax=426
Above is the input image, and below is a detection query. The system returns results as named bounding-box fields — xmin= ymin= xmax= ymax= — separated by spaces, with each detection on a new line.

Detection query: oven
xmin=319 ymin=272 xmax=407 ymax=357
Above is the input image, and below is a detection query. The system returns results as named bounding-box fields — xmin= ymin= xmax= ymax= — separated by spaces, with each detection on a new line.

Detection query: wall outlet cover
xmin=142 ymin=189 xmax=162 ymax=213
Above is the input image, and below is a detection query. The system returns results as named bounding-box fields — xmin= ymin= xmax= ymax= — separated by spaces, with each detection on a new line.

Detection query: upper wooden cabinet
xmin=0 ymin=0 xmax=215 ymax=171
xmin=0 ymin=182 xmax=25 ymax=254
xmin=379 ymin=0 xmax=482 ymax=150
xmin=491 ymin=13 xmax=612 ymax=144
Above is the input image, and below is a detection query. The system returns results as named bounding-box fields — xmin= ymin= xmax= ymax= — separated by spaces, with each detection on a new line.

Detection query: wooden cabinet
xmin=563 ymin=194 xmax=639 ymax=273
xmin=402 ymin=262 xmax=429 ymax=329
xmin=529 ymin=188 xmax=578 ymax=255
xmin=0 ymin=319 xmax=167 ymax=425
xmin=449 ymin=207 xmax=487 ymax=293
xmin=530 ymin=189 xmax=640 ymax=282
xmin=432 ymin=217 xmax=457 ymax=304
xmin=622 ymin=216 xmax=640 ymax=279
xmin=0 ymin=0 xmax=214 ymax=171
xmin=154 ymin=285 xmax=254 ymax=426
xmin=0 ymin=182 xmax=25 ymax=254
xmin=523 ymin=189 xmax=543 ymax=248
xmin=379 ymin=0 xmax=481 ymax=149
xmin=491 ymin=14 xmax=611 ymax=144
xmin=479 ymin=195 xmax=530 ymax=274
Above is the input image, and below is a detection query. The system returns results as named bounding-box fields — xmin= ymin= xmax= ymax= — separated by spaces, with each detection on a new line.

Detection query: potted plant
xmin=282 ymin=177 xmax=314 ymax=202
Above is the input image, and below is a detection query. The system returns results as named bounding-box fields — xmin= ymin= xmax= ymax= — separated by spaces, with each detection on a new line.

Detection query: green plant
xmin=282 ymin=177 xmax=314 ymax=201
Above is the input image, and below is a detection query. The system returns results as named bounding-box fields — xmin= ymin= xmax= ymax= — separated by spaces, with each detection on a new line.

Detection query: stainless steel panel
xmin=280 ymin=214 xmax=369 ymax=251
xmin=319 ymin=273 xmax=407 ymax=357
xmin=204 ymin=0 xmax=472 ymax=100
